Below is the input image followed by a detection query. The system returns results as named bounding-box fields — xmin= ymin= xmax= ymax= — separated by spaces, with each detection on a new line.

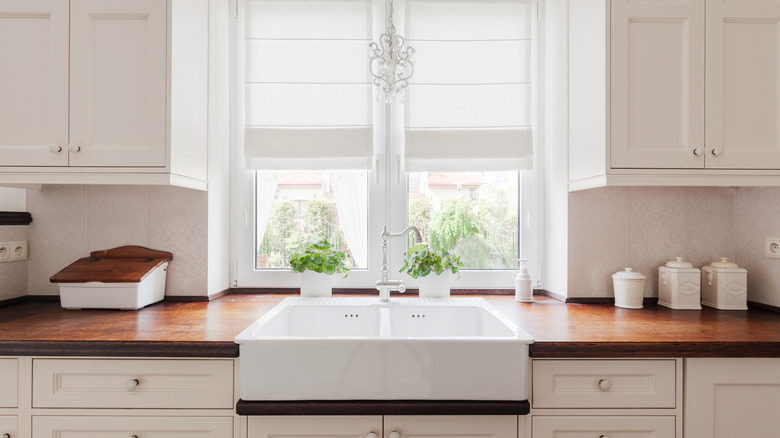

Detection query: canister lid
xmin=709 ymin=257 xmax=739 ymax=269
xmin=612 ymin=267 xmax=646 ymax=280
xmin=665 ymin=257 xmax=694 ymax=269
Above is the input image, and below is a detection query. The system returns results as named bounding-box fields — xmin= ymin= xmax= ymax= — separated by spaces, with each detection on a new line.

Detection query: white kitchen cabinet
xmin=565 ymin=0 xmax=780 ymax=190
xmin=532 ymin=416 xmax=675 ymax=438
xmin=247 ymin=415 xmax=523 ymax=438
xmin=32 ymin=415 xmax=233 ymax=438
xmin=0 ymin=416 xmax=17 ymax=438
xmin=0 ymin=359 xmax=18 ymax=408
xmin=0 ymin=0 xmax=209 ymax=190
xmin=685 ymin=358 xmax=780 ymax=438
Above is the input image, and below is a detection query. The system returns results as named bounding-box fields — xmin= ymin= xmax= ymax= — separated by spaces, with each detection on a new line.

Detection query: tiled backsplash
xmin=26 ymin=185 xmax=208 ymax=297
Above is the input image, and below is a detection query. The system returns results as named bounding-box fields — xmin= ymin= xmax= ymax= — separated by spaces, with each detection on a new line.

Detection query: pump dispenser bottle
xmin=512 ymin=259 xmax=533 ymax=302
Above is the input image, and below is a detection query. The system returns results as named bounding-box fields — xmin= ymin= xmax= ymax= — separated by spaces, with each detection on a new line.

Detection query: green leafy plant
xmin=400 ymin=244 xmax=463 ymax=279
xmin=289 ymin=239 xmax=350 ymax=277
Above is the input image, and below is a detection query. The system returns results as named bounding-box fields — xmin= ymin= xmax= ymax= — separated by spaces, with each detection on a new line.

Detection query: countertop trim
xmin=0 ymin=340 xmax=238 ymax=357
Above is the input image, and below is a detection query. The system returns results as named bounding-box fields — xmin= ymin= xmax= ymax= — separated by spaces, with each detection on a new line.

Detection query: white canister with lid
xmin=701 ymin=257 xmax=748 ymax=310
xmin=658 ymin=257 xmax=701 ymax=310
xmin=612 ymin=268 xmax=646 ymax=309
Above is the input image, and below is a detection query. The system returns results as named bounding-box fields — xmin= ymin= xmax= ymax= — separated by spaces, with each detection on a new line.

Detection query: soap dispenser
xmin=512 ymin=259 xmax=533 ymax=302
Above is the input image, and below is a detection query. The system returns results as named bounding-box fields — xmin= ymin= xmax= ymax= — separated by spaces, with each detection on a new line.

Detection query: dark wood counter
xmin=0 ymin=293 xmax=778 ymax=357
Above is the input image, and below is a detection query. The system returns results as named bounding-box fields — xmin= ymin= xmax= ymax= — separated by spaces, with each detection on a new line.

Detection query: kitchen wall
xmin=735 ymin=187 xmax=780 ymax=307
xmin=26 ymin=185 xmax=209 ymax=297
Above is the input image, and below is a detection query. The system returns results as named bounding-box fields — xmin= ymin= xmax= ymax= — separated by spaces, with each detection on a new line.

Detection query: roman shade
xmin=242 ymin=0 xmax=374 ymax=170
xmin=403 ymin=0 xmax=535 ymax=172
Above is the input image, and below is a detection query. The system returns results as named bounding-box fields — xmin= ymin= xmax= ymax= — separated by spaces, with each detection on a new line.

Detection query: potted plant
xmin=289 ymin=239 xmax=349 ymax=297
xmin=400 ymin=244 xmax=463 ymax=298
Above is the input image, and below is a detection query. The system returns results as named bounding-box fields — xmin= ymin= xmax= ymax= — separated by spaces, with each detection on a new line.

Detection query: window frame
xmin=230 ymin=0 xmax=543 ymax=290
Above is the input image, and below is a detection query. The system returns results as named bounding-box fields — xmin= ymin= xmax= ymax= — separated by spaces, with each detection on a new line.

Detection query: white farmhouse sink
xmin=235 ymin=297 xmax=533 ymax=401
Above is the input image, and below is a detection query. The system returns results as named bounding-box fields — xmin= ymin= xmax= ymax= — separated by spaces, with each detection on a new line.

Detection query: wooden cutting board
xmin=50 ymin=245 xmax=173 ymax=284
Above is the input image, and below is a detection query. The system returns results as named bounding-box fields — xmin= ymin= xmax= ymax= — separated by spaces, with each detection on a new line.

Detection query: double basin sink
xmin=235 ymin=297 xmax=533 ymax=401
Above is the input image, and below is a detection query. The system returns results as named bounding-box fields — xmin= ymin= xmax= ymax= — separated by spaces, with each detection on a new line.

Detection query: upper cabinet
xmin=566 ymin=0 xmax=780 ymax=190
xmin=0 ymin=0 xmax=209 ymax=190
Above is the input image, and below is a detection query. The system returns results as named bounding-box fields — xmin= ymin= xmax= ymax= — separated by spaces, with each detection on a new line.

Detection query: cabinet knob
xmin=49 ymin=144 xmax=62 ymax=153
xmin=692 ymin=147 xmax=704 ymax=156
xmin=712 ymin=146 xmax=723 ymax=156
xmin=125 ymin=378 xmax=140 ymax=391
xmin=68 ymin=144 xmax=81 ymax=152
xmin=599 ymin=436 xmax=609 ymax=438
xmin=598 ymin=379 xmax=612 ymax=391
xmin=367 ymin=433 xmax=378 ymax=438
xmin=389 ymin=432 xmax=401 ymax=438
xmin=3 ymin=433 xmax=11 ymax=438
xmin=130 ymin=435 xmax=138 ymax=438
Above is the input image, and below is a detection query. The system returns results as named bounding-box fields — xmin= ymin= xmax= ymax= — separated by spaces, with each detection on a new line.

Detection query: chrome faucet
xmin=376 ymin=225 xmax=423 ymax=302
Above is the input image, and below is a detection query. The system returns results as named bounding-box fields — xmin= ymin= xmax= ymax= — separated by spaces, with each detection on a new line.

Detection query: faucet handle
xmin=398 ymin=282 xmax=406 ymax=293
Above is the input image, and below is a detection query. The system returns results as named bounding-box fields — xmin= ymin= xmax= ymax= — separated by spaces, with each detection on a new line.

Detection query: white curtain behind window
xmin=331 ymin=173 xmax=368 ymax=268
xmin=243 ymin=0 xmax=374 ymax=170
xmin=403 ymin=0 xmax=535 ymax=172
xmin=255 ymin=173 xmax=279 ymax=254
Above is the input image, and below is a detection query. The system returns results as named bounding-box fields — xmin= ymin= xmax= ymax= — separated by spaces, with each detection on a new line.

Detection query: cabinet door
xmin=685 ymin=358 xmax=780 ymax=438
xmin=0 ymin=359 xmax=18 ymax=408
xmin=532 ymin=416 xmax=675 ymax=438
xmin=248 ymin=416 xmax=382 ymax=438
xmin=384 ymin=415 xmax=518 ymax=438
xmin=0 ymin=0 xmax=68 ymax=166
xmin=69 ymin=0 xmax=166 ymax=167
xmin=0 ymin=416 xmax=17 ymax=438
xmin=32 ymin=416 xmax=232 ymax=438
xmin=611 ymin=0 xmax=705 ymax=169
xmin=706 ymin=1 xmax=780 ymax=169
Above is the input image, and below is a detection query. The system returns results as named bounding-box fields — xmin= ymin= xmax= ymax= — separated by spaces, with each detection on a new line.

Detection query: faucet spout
xmin=377 ymin=226 xmax=423 ymax=302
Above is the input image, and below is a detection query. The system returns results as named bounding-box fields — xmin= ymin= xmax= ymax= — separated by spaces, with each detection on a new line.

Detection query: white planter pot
xmin=418 ymin=271 xmax=452 ymax=298
xmin=299 ymin=271 xmax=333 ymax=297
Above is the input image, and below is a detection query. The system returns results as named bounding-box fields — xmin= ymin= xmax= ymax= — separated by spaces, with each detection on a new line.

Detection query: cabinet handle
xmin=49 ymin=144 xmax=62 ymax=153
xmin=68 ymin=144 xmax=81 ymax=152
xmin=389 ymin=432 xmax=401 ymax=438
xmin=712 ymin=146 xmax=723 ymax=156
xmin=692 ymin=147 xmax=704 ymax=156
xmin=367 ymin=433 xmax=378 ymax=438
xmin=598 ymin=379 xmax=612 ymax=391
xmin=125 ymin=378 xmax=140 ymax=391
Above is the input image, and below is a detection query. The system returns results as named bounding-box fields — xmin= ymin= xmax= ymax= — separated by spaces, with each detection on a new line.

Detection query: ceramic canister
xmin=612 ymin=268 xmax=646 ymax=309
xmin=658 ymin=257 xmax=701 ymax=310
xmin=701 ymin=258 xmax=748 ymax=310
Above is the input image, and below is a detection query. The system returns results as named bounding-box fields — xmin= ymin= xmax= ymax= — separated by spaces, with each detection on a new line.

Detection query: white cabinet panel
xmin=532 ymin=359 xmax=676 ymax=409
xmin=685 ymin=358 xmax=780 ymax=438
xmin=706 ymin=1 xmax=780 ymax=169
xmin=32 ymin=416 xmax=233 ymax=438
xmin=0 ymin=416 xmax=17 ymax=438
xmin=32 ymin=358 xmax=234 ymax=409
xmin=69 ymin=0 xmax=167 ymax=167
xmin=385 ymin=415 xmax=518 ymax=438
xmin=532 ymin=416 xmax=675 ymax=438
xmin=611 ymin=0 xmax=705 ymax=169
xmin=0 ymin=0 xmax=68 ymax=166
xmin=0 ymin=359 xmax=18 ymax=408
xmin=248 ymin=415 xmax=382 ymax=438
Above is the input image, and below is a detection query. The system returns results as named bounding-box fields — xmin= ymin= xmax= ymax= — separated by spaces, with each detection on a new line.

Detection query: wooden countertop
xmin=0 ymin=293 xmax=778 ymax=358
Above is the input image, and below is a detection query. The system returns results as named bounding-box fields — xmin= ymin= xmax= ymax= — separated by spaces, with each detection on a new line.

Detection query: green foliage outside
xmin=428 ymin=199 xmax=480 ymax=253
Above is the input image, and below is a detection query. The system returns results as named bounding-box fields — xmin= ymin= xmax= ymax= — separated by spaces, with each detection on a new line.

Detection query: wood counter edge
xmin=0 ymin=340 xmax=238 ymax=358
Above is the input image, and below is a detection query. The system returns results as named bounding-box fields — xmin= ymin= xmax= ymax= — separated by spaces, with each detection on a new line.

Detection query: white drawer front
xmin=0 ymin=415 xmax=17 ymax=438
xmin=32 ymin=359 xmax=233 ymax=409
xmin=532 ymin=359 xmax=676 ymax=408
xmin=0 ymin=359 xmax=18 ymax=408
xmin=32 ymin=416 xmax=233 ymax=438
xmin=532 ymin=416 xmax=675 ymax=437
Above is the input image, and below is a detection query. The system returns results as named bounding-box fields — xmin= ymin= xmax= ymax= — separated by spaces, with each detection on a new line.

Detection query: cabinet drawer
xmin=532 ymin=359 xmax=676 ymax=408
xmin=32 ymin=359 xmax=233 ymax=409
xmin=0 ymin=359 xmax=18 ymax=408
xmin=32 ymin=415 xmax=232 ymax=438
xmin=532 ymin=416 xmax=675 ymax=437
xmin=0 ymin=416 xmax=17 ymax=438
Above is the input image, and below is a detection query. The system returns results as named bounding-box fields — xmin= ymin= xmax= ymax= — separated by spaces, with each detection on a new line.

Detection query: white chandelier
xmin=369 ymin=0 xmax=415 ymax=104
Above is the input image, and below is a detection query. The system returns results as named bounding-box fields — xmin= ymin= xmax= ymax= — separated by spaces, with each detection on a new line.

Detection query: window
xmin=232 ymin=0 xmax=540 ymax=289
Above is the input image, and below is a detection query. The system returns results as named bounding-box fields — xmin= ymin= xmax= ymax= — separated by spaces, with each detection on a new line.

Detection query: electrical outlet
xmin=0 ymin=243 xmax=9 ymax=262
xmin=766 ymin=237 xmax=780 ymax=259
xmin=9 ymin=240 xmax=27 ymax=261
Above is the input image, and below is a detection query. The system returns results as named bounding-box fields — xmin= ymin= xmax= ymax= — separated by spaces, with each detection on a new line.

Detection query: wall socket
xmin=0 ymin=241 xmax=27 ymax=263
xmin=766 ymin=237 xmax=780 ymax=259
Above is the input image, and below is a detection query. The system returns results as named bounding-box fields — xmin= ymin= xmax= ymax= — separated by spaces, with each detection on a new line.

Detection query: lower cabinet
xmin=0 ymin=416 xmax=17 ymax=438
xmin=685 ymin=358 xmax=780 ymax=438
xmin=0 ymin=359 xmax=18 ymax=408
xmin=32 ymin=416 xmax=233 ymax=438
xmin=532 ymin=416 xmax=675 ymax=437
xmin=247 ymin=415 xmax=523 ymax=438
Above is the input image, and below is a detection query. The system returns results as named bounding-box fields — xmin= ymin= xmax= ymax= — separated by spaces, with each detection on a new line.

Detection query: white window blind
xmin=403 ymin=0 xmax=534 ymax=172
xmin=243 ymin=0 xmax=374 ymax=170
